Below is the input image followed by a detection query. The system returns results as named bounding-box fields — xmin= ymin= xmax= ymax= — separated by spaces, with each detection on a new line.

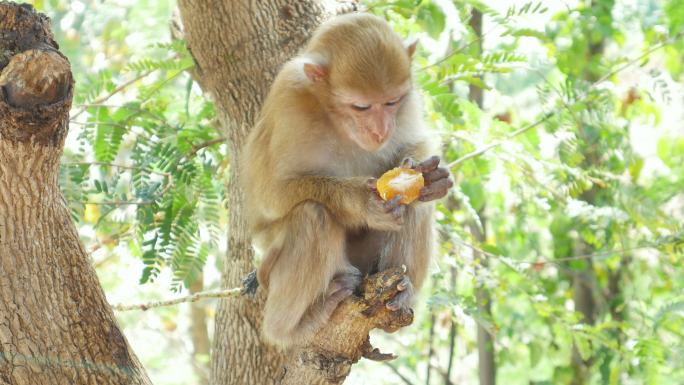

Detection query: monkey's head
xmin=300 ymin=13 xmax=417 ymax=152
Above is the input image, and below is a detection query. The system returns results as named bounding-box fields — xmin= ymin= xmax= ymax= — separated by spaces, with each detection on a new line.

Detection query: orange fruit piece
xmin=376 ymin=167 xmax=425 ymax=204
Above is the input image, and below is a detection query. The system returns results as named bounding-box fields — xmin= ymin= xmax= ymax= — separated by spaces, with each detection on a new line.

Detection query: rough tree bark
xmin=177 ymin=1 xmax=413 ymax=384
xmin=0 ymin=3 xmax=151 ymax=385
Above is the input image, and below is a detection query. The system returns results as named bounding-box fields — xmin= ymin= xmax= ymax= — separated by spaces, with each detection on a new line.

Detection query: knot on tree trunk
xmin=0 ymin=2 xmax=73 ymax=145
xmin=0 ymin=1 xmax=58 ymax=67
xmin=280 ymin=267 xmax=414 ymax=385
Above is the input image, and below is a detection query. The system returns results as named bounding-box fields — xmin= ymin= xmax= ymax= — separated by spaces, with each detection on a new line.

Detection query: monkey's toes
xmin=386 ymin=289 xmax=412 ymax=311
xmin=360 ymin=267 xmax=411 ymax=317
xmin=323 ymin=288 xmax=354 ymax=318
xmin=241 ymin=270 xmax=259 ymax=297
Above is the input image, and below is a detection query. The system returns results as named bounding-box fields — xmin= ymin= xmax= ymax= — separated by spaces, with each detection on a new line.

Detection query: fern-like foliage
xmin=60 ymin=41 xmax=223 ymax=292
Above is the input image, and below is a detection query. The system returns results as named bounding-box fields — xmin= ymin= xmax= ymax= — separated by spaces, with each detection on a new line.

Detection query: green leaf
xmin=573 ymin=333 xmax=592 ymax=361
xmin=529 ymin=341 xmax=543 ymax=367
xmin=416 ymin=3 xmax=445 ymax=39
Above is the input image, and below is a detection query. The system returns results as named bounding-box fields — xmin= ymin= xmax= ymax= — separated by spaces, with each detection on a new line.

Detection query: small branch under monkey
xmin=110 ymin=288 xmax=242 ymax=311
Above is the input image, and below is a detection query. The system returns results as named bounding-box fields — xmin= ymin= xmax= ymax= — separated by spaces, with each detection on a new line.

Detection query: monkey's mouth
xmin=360 ymin=135 xmax=388 ymax=152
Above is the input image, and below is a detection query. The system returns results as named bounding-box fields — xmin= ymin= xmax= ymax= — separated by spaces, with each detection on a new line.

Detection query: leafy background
xmin=25 ymin=0 xmax=684 ymax=384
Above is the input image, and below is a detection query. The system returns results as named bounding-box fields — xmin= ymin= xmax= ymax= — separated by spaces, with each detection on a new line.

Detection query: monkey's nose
xmin=370 ymin=126 xmax=389 ymax=144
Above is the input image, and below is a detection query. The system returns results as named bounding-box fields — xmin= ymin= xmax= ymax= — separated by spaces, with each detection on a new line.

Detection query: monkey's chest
xmin=326 ymin=148 xmax=398 ymax=177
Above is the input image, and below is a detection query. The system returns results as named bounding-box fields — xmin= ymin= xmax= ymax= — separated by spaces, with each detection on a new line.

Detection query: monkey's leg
xmin=261 ymin=201 xmax=360 ymax=348
xmin=378 ymin=203 xmax=435 ymax=310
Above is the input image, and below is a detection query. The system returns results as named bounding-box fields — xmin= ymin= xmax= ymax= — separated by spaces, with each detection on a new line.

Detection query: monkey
xmin=239 ymin=13 xmax=452 ymax=349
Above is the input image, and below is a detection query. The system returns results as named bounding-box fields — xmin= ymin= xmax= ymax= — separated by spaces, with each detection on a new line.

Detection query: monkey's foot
xmin=323 ymin=269 xmax=363 ymax=316
xmin=385 ymin=275 xmax=414 ymax=312
xmin=241 ymin=270 xmax=259 ymax=297
xmin=361 ymin=267 xmax=410 ymax=313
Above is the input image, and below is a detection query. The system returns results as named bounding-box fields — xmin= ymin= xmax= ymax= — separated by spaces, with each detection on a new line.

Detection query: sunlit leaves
xmin=60 ymin=40 xmax=224 ymax=292
xmin=416 ymin=2 xmax=445 ymax=39
xmin=369 ymin=0 xmax=684 ymax=384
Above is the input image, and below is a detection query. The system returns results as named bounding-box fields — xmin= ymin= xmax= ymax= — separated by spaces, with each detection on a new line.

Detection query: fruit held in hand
xmin=376 ymin=167 xmax=425 ymax=204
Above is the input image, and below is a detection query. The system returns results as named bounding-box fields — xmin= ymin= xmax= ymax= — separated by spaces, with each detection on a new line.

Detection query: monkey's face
xmin=333 ymin=89 xmax=408 ymax=152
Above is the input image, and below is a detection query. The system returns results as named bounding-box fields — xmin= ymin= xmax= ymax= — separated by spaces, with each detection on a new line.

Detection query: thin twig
xmin=455 ymin=237 xmax=671 ymax=268
xmin=68 ymin=120 xmax=131 ymax=129
xmin=73 ymin=104 xmax=167 ymax=123
xmin=187 ymin=137 xmax=225 ymax=157
xmin=444 ymin=266 xmax=457 ymax=385
xmin=420 ymin=22 xmax=499 ymax=72
xmin=62 ymin=161 xmax=171 ymax=177
xmin=85 ymin=200 xmax=156 ymax=206
xmin=90 ymin=230 xmax=133 ymax=264
xmin=520 ymin=245 xmax=659 ymax=266
xmin=448 ymin=112 xmax=554 ymax=168
xmin=138 ymin=66 xmax=192 ymax=104
xmin=428 ymin=364 xmax=455 ymax=385
xmin=111 ymin=288 xmax=242 ymax=311
xmin=426 ymin=312 xmax=435 ymax=385
xmin=383 ymin=362 xmax=416 ymax=385
xmin=71 ymin=70 xmax=156 ymax=120
xmin=593 ymin=39 xmax=672 ymax=85
xmin=447 ymin=34 xmax=680 ymax=169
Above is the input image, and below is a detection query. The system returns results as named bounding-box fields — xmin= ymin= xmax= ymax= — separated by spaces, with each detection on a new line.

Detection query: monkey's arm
xmin=272 ymin=175 xmax=404 ymax=230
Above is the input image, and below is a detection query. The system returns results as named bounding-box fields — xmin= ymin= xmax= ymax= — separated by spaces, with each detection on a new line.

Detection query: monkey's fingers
xmin=391 ymin=205 xmax=406 ymax=224
xmin=366 ymin=177 xmax=379 ymax=191
xmin=423 ymin=166 xmax=450 ymax=184
xmin=396 ymin=275 xmax=412 ymax=291
xmin=382 ymin=195 xmax=403 ymax=211
xmin=414 ymin=155 xmax=440 ymax=173
xmin=400 ymin=157 xmax=416 ymax=168
xmin=385 ymin=196 xmax=406 ymax=222
xmin=419 ymin=178 xmax=453 ymax=202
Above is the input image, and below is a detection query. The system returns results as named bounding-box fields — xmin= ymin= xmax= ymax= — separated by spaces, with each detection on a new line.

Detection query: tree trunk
xmin=0 ymin=3 xmax=151 ymax=385
xmin=570 ymin=3 xmax=608 ymax=381
xmin=176 ymin=2 xmax=360 ymax=384
xmin=467 ymin=8 xmax=496 ymax=385
xmin=471 ymin=218 xmax=496 ymax=385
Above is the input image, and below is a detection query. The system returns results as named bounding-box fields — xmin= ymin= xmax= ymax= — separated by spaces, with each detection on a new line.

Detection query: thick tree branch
xmin=279 ymin=267 xmax=414 ymax=385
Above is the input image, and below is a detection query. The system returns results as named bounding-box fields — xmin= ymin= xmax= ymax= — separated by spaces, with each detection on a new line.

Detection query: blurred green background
xmin=24 ymin=0 xmax=684 ymax=384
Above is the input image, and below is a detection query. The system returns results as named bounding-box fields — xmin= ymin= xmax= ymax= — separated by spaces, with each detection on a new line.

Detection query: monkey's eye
xmin=385 ymin=97 xmax=402 ymax=106
xmin=351 ymin=104 xmax=371 ymax=111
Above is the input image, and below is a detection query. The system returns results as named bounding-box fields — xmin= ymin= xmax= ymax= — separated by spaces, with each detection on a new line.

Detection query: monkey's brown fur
xmin=240 ymin=13 xmax=447 ymax=348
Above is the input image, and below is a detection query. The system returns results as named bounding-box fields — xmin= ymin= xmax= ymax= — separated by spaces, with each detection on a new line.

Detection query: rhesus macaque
xmin=240 ymin=13 xmax=452 ymax=348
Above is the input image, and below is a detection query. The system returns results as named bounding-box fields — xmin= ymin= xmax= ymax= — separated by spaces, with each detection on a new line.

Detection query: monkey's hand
xmin=365 ymin=179 xmax=406 ymax=231
xmin=401 ymin=155 xmax=453 ymax=202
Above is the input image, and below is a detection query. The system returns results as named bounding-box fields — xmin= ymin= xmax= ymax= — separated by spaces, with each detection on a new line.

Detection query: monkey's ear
xmin=303 ymin=62 xmax=328 ymax=83
xmin=405 ymin=38 xmax=419 ymax=59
